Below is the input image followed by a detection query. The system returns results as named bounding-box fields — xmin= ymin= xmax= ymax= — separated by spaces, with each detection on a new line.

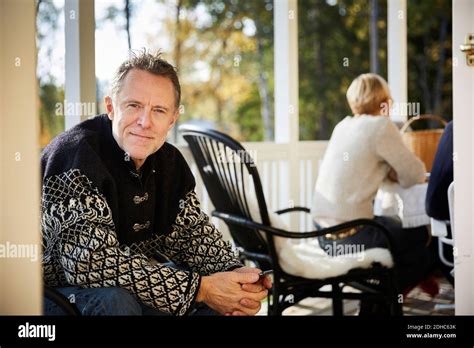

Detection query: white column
xmin=452 ymin=0 xmax=474 ymax=315
xmin=0 ymin=0 xmax=42 ymax=314
xmin=387 ymin=0 xmax=408 ymax=122
xmin=65 ymin=0 xmax=96 ymax=129
xmin=273 ymin=0 xmax=299 ymax=144
xmin=273 ymin=0 xmax=299 ymax=228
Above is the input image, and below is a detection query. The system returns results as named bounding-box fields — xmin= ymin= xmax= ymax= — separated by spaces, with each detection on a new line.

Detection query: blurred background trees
xmin=299 ymin=0 xmax=388 ymax=140
xmin=407 ymin=0 xmax=452 ymax=120
xmin=299 ymin=0 xmax=452 ymax=140
xmin=37 ymin=0 xmax=452 ymax=146
xmin=36 ymin=0 xmax=65 ymax=148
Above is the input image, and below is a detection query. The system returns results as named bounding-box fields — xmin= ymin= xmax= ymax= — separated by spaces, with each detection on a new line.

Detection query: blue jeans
xmin=44 ymin=286 xmax=219 ymax=316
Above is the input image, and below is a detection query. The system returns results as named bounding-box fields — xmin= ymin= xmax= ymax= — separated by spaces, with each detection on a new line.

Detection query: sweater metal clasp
xmin=133 ymin=192 xmax=149 ymax=204
xmin=133 ymin=221 xmax=150 ymax=232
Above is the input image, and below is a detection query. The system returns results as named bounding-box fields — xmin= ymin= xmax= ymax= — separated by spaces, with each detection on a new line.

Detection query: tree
xmin=125 ymin=0 xmax=132 ymax=50
xmin=36 ymin=0 xmax=65 ymax=148
xmin=298 ymin=0 xmax=388 ymax=140
xmin=407 ymin=0 xmax=452 ymax=122
xmin=99 ymin=0 xmax=134 ymax=50
xmin=94 ymin=0 xmax=452 ymax=143
xmin=155 ymin=0 xmax=274 ymax=141
xmin=298 ymin=0 xmax=452 ymax=140
xmin=370 ymin=0 xmax=379 ymax=73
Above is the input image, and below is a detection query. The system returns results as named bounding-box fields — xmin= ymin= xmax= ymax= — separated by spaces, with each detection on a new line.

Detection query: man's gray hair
xmin=110 ymin=49 xmax=181 ymax=109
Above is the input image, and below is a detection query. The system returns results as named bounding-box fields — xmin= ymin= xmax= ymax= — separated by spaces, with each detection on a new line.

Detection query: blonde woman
xmin=311 ymin=73 xmax=437 ymax=313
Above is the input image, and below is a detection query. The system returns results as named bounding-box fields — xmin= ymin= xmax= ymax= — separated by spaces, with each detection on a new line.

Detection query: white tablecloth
xmin=373 ymin=181 xmax=429 ymax=228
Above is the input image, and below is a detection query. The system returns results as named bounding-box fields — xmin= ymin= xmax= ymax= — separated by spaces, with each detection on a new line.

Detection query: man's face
xmin=105 ymin=69 xmax=178 ymax=169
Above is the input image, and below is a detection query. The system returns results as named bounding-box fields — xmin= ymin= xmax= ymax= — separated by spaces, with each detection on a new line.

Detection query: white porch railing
xmin=178 ymin=141 xmax=329 ymax=241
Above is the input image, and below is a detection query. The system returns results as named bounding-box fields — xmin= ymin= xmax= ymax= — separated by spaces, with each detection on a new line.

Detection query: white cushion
xmin=246 ymin=194 xmax=394 ymax=279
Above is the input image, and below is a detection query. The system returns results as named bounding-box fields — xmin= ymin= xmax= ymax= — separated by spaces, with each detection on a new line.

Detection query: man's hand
xmin=195 ymin=271 xmax=267 ymax=316
xmin=227 ymin=267 xmax=273 ymax=316
xmin=235 ymin=266 xmax=273 ymax=291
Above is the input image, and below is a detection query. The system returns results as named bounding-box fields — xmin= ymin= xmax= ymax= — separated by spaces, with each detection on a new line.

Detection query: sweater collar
xmin=102 ymin=115 xmax=156 ymax=177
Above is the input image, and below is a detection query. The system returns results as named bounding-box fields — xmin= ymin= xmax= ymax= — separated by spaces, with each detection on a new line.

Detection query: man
xmin=426 ymin=121 xmax=453 ymax=221
xmin=42 ymin=50 xmax=271 ymax=316
xmin=425 ymin=120 xmax=454 ymax=284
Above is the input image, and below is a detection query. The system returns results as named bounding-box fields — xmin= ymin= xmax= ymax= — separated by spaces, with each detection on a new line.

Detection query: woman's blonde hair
xmin=346 ymin=73 xmax=391 ymax=115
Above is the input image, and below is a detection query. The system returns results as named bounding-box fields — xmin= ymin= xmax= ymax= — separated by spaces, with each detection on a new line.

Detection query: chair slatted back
xmin=180 ymin=126 xmax=272 ymax=264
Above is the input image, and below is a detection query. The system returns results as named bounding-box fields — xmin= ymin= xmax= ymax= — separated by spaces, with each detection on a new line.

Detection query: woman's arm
xmin=375 ymin=119 xmax=426 ymax=187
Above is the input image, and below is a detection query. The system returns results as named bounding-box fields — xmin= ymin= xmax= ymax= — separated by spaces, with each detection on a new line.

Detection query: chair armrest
xmin=212 ymin=211 xmax=393 ymax=244
xmin=213 ymin=211 xmax=323 ymax=238
xmin=274 ymin=206 xmax=311 ymax=215
xmin=430 ymin=218 xmax=449 ymax=237
xmin=213 ymin=211 xmax=396 ymax=259
xmin=236 ymin=247 xmax=272 ymax=264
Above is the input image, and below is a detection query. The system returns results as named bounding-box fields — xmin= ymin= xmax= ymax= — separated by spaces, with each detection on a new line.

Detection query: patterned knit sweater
xmin=41 ymin=115 xmax=242 ymax=315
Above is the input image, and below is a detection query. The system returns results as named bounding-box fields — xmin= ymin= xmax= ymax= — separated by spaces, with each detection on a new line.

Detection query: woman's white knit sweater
xmin=311 ymin=115 xmax=426 ymax=224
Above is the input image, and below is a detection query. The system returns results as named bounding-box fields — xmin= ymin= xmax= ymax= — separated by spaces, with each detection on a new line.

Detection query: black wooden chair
xmin=179 ymin=125 xmax=403 ymax=316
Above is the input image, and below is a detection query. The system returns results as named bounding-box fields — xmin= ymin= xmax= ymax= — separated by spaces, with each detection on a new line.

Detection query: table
xmin=373 ymin=180 xmax=430 ymax=228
